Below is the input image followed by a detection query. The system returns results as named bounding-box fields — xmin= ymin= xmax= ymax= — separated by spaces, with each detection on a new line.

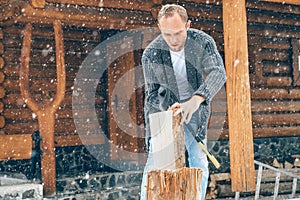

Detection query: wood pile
xmin=206 ymin=157 xmax=300 ymax=199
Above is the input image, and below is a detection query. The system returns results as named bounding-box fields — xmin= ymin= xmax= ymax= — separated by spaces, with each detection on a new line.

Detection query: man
xmin=141 ymin=4 xmax=226 ymax=200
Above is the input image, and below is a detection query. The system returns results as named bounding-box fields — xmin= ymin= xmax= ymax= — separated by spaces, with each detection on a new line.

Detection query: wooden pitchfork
xmin=20 ymin=20 xmax=66 ymax=195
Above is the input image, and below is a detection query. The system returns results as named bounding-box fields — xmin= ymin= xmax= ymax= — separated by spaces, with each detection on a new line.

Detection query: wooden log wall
xmin=1 ymin=23 xmax=108 ymax=146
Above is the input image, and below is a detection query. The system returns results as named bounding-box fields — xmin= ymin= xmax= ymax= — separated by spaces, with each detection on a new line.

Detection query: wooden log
xmin=264 ymin=77 xmax=292 ymax=87
xmin=247 ymin=11 xmax=299 ymax=27
xmin=149 ymin=111 xmax=185 ymax=169
xmin=0 ymin=42 xmax=3 ymax=54
xmin=29 ymin=0 xmax=45 ymax=8
xmin=252 ymin=113 xmax=300 ymax=126
xmin=10 ymin=4 xmax=154 ymax=29
xmin=46 ymin=0 xmax=154 ymax=11
xmin=0 ymin=57 xmax=4 ymax=69
xmin=3 ymin=49 xmax=85 ymax=67
xmin=0 ymin=86 xmax=5 ymax=99
xmin=0 ymin=28 xmax=3 ymax=39
xmin=0 ymin=102 xmax=3 ymax=113
xmin=251 ymin=88 xmax=300 ymax=99
xmin=263 ymin=62 xmax=291 ymax=74
xmin=147 ymin=168 xmax=202 ymax=200
xmin=3 ymin=25 xmax=101 ymax=43
xmin=0 ymin=134 xmax=32 ymax=160
xmin=251 ymin=100 xmax=300 ymax=113
xmin=247 ymin=24 xmax=300 ymax=38
xmin=54 ymin=134 xmax=105 ymax=147
xmin=260 ymin=51 xmax=290 ymax=61
xmin=0 ymin=115 xmax=5 ymax=128
xmin=261 ymin=0 xmax=300 ymax=5
xmin=223 ymin=0 xmax=256 ymax=192
xmin=0 ymin=72 xmax=4 ymax=84
xmin=247 ymin=0 xmax=300 ymax=15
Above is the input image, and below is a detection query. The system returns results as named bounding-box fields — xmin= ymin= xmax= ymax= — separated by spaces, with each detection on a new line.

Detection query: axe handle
xmin=198 ymin=141 xmax=221 ymax=169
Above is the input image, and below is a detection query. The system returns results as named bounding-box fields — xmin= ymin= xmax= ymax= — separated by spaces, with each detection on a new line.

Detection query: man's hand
xmin=168 ymin=95 xmax=205 ymax=124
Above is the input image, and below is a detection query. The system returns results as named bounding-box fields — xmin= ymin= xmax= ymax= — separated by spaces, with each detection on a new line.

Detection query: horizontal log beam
xmin=0 ymin=134 xmax=32 ymax=160
xmin=0 ymin=133 xmax=106 ymax=161
xmin=46 ymin=0 xmax=155 ymax=11
xmin=1 ymin=3 xmax=155 ymax=29
xmin=260 ymin=0 xmax=300 ymax=5
xmin=55 ymin=134 xmax=105 ymax=147
xmin=251 ymin=88 xmax=300 ymax=99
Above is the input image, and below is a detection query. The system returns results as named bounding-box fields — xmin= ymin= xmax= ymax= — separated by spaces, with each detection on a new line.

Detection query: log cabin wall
xmin=0 ymin=0 xmax=299 ymax=177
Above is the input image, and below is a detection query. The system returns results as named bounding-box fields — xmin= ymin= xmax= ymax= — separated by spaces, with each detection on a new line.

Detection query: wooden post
xmin=146 ymin=111 xmax=202 ymax=198
xmin=223 ymin=0 xmax=256 ymax=192
xmin=20 ymin=21 xmax=66 ymax=195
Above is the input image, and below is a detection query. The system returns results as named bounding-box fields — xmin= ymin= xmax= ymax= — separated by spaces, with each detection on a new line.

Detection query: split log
xmin=0 ymin=86 xmax=5 ymax=99
xmin=29 ymin=0 xmax=45 ymax=8
xmin=147 ymin=168 xmax=202 ymax=200
xmin=0 ymin=42 xmax=3 ymax=54
xmin=0 ymin=102 xmax=4 ymax=113
xmin=149 ymin=111 xmax=185 ymax=169
xmin=0 ymin=57 xmax=4 ymax=69
xmin=0 ymin=72 xmax=4 ymax=83
xmin=0 ymin=116 xmax=5 ymax=128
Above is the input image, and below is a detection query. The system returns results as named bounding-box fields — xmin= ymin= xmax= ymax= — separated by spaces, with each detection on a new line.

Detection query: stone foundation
xmin=45 ymin=171 xmax=143 ymax=200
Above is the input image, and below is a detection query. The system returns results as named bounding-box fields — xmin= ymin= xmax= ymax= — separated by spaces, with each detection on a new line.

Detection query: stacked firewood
xmin=206 ymin=156 xmax=300 ymax=199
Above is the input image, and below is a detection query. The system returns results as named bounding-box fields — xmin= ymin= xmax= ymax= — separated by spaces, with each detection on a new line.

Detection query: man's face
xmin=158 ymin=13 xmax=190 ymax=52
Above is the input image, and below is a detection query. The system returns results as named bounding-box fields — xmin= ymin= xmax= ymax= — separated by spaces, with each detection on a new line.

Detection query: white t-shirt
xmin=170 ymin=49 xmax=190 ymax=101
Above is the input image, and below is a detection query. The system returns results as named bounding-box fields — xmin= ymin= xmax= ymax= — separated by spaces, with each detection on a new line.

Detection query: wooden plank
xmin=0 ymin=134 xmax=32 ymax=160
xmin=223 ymin=0 xmax=256 ymax=192
xmin=260 ymin=0 xmax=300 ymax=5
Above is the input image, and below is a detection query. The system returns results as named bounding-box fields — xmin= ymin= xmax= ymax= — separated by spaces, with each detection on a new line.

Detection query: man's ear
xmin=186 ymin=20 xmax=191 ymax=29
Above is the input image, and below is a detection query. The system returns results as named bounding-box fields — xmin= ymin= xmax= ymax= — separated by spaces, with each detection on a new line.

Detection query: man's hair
xmin=157 ymin=4 xmax=188 ymax=22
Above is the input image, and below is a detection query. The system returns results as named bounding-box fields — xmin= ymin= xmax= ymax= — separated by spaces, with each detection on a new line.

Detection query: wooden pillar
xmin=223 ymin=0 xmax=256 ymax=192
